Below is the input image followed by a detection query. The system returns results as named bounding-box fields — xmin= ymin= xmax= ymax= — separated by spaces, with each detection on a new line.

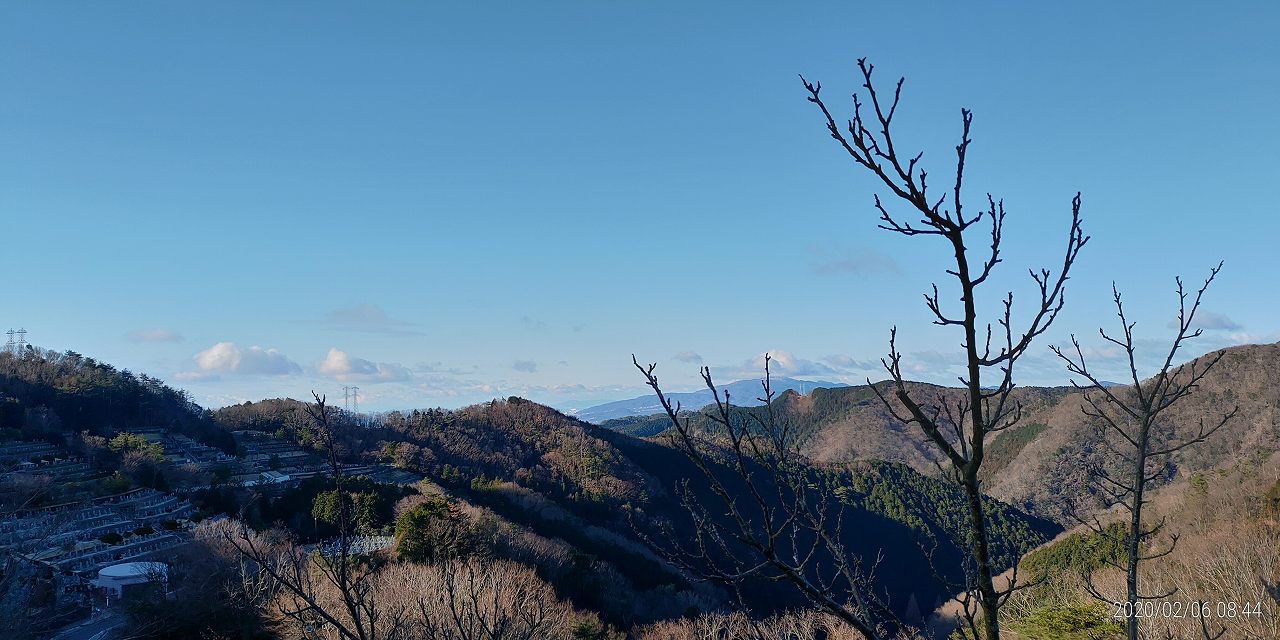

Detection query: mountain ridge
xmin=601 ymin=342 xmax=1279 ymax=523
xmin=574 ymin=376 xmax=847 ymax=422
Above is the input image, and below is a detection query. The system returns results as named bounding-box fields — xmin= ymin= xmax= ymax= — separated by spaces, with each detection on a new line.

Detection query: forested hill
xmin=213 ymin=397 xmax=318 ymax=436
xmin=218 ymin=395 xmax=1059 ymax=625
xmin=600 ymin=382 xmax=1076 ymax=466
xmin=0 ymin=349 xmax=234 ymax=453
xmin=606 ymin=343 xmax=1280 ymax=524
xmin=215 ymin=397 xmax=659 ymax=514
xmin=0 ymin=343 xmax=1062 ymax=627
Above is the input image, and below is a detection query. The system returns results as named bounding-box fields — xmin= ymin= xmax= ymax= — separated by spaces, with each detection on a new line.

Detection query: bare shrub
xmin=202 ymin=509 xmax=591 ymax=640
xmin=1135 ymin=519 xmax=1279 ymax=640
xmin=636 ymin=609 xmax=927 ymax=640
xmin=379 ymin=557 xmax=585 ymax=640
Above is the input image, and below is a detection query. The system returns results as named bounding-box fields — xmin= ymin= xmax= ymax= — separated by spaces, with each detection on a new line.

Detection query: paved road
xmin=49 ymin=613 xmax=125 ymax=640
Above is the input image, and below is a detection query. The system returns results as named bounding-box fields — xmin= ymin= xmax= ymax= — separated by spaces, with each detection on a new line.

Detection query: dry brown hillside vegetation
xmin=997 ymin=449 xmax=1280 ymax=639
xmin=607 ymin=343 xmax=1280 ymax=525
xmin=208 ymin=393 xmax=1056 ymax=635
xmin=987 ymin=342 xmax=1280 ymax=523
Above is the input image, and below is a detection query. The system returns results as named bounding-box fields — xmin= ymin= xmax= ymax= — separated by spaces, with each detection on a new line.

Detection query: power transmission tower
xmin=15 ymin=328 xmax=26 ymax=355
xmin=341 ymin=386 xmax=360 ymax=413
xmin=4 ymin=329 xmax=13 ymax=355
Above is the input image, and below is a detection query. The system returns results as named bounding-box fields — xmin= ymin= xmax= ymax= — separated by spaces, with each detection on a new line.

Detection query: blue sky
xmin=2 ymin=3 xmax=1277 ymax=412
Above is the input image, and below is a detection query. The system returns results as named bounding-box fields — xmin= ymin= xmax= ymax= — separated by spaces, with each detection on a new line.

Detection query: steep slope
xmin=609 ymin=343 xmax=1280 ymax=524
xmin=997 ymin=449 xmax=1280 ymax=639
xmin=220 ymin=396 xmax=1059 ymax=627
xmin=602 ymin=382 xmax=1075 ymax=473
xmin=986 ymin=343 xmax=1280 ymax=521
xmin=602 ymin=429 xmax=1059 ymax=627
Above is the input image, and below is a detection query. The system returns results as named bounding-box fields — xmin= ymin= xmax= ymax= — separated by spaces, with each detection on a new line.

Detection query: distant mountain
xmin=605 ymin=343 xmax=1280 ymax=525
xmin=574 ymin=377 xmax=847 ymax=423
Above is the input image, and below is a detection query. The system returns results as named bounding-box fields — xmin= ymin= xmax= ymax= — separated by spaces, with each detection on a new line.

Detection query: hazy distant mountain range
xmin=573 ymin=377 xmax=848 ymax=423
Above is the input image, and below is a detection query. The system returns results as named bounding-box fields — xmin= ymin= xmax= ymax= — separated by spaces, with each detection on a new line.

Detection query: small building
xmin=92 ymin=561 xmax=168 ymax=599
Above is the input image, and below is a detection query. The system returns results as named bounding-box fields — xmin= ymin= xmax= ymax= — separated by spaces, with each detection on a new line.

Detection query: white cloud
xmin=808 ymin=246 xmax=901 ymax=276
xmin=415 ymin=361 xmax=478 ymax=375
xmin=513 ymin=360 xmax=538 ymax=373
xmin=1194 ymin=311 xmax=1241 ymax=332
xmin=126 ymin=328 xmax=183 ymax=343
xmin=190 ymin=342 xmax=301 ymax=376
xmin=673 ymin=351 xmax=704 ymax=364
xmin=750 ymin=350 xmax=834 ymax=376
xmin=713 ymin=349 xmax=881 ymax=382
xmin=1167 ymin=310 xmax=1241 ymax=332
xmin=520 ymin=316 xmax=548 ymax=331
xmin=1069 ymin=343 xmax=1125 ymax=361
xmin=822 ymin=354 xmax=880 ymax=370
xmin=317 ymin=348 xmax=412 ymax=383
xmin=324 ymin=304 xmax=422 ymax=335
xmin=1224 ymin=330 xmax=1280 ymax=346
xmin=416 ymin=379 xmax=497 ymax=398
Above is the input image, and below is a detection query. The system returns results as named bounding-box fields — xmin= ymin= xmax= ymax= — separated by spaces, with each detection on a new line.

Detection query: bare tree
xmin=118 ymin=534 xmax=268 ymax=639
xmin=798 ymin=58 xmax=1087 ymax=638
xmin=391 ymin=557 xmax=578 ymax=640
xmin=633 ymin=356 xmax=895 ymax=639
xmin=219 ymin=393 xmax=401 ymax=640
xmin=1052 ymin=264 xmax=1237 ymax=640
xmin=634 ymin=608 xmax=910 ymax=640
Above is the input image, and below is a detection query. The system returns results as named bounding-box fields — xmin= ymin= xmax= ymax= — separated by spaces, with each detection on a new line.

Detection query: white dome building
xmin=93 ymin=561 xmax=168 ymax=598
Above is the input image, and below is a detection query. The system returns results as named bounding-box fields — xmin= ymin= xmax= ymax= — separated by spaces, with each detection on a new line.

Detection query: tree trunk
xmin=964 ymin=475 xmax=1001 ymax=639
xmin=1126 ymin=425 xmax=1150 ymax=640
